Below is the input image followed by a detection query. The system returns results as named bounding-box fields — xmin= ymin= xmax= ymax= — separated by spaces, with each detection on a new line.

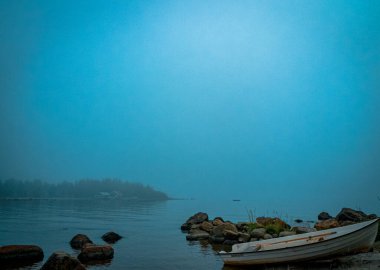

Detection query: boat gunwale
xmin=219 ymin=218 xmax=379 ymax=256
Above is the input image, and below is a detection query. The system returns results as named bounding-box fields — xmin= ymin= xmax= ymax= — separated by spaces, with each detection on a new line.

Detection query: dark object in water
xmin=102 ymin=232 xmax=122 ymax=244
xmin=294 ymin=219 xmax=303 ymax=223
xmin=70 ymin=234 xmax=93 ymax=249
xmin=78 ymin=244 xmax=114 ymax=263
xmin=181 ymin=212 xmax=209 ymax=231
xmin=41 ymin=251 xmax=85 ymax=270
xmin=232 ymin=199 xmax=241 ymax=202
xmin=0 ymin=245 xmax=44 ymax=265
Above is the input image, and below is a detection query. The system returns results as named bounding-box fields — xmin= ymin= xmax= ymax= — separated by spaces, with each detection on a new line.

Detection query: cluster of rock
xmin=181 ymin=208 xmax=379 ymax=246
xmin=315 ymin=208 xmax=377 ymax=230
xmin=0 ymin=231 xmax=122 ymax=269
xmin=181 ymin=212 xmax=299 ymax=246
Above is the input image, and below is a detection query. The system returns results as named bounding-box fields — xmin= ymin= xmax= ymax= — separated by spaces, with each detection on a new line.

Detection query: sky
xmin=0 ymin=0 xmax=379 ymax=211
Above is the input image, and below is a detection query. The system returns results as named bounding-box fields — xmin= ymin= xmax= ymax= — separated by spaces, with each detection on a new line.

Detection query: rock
xmin=181 ymin=223 xmax=191 ymax=231
xmin=293 ymin=226 xmax=316 ymax=234
xmin=279 ymin=231 xmax=296 ymax=237
xmin=41 ymin=251 xmax=85 ymax=270
xmin=181 ymin=212 xmax=209 ymax=231
xmin=70 ymin=234 xmax=93 ymax=249
xmin=200 ymin=221 xmax=213 ymax=233
xmin=181 ymin=212 xmax=208 ymax=231
xmin=315 ymin=219 xmax=339 ymax=230
xmin=236 ymin=222 xmax=249 ymax=231
xmin=238 ymin=232 xmax=250 ymax=243
xmin=223 ymin=229 xmax=239 ymax=240
xmin=0 ymin=245 xmax=44 ymax=264
xmin=272 ymin=234 xmax=278 ymax=238
xmin=250 ymin=238 xmax=258 ymax=242
xmin=339 ymin=220 xmax=355 ymax=227
xmin=78 ymin=244 xmax=114 ymax=263
xmin=223 ymin=240 xmax=239 ymax=245
xmin=368 ymin=214 xmax=378 ymax=220
xmin=256 ymin=217 xmax=289 ymax=229
xmin=214 ymin=216 xmax=225 ymax=222
xmin=209 ymin=235 xmax=225 ymax=244
xmin=318 ymin=211 xmax=332 ymax=221
xmin=250 ymin=228 xmax=266 ymax=239
xmin=336 ymin=208 xmax=368 ymax=223
xmin=263 ymin=234 xmax=273 ymax=240
xmin=212 ymin=223 xmax=238 ymax=237
xmin=190 ymin=224 xmax=201 ymax=230
xmin=212 ymin=218 xmax=224 ymax=226
xmin=101 ymin=232 xmax=122 ymax=244
xmin=186 ymin=229 xmax=210 ymax=241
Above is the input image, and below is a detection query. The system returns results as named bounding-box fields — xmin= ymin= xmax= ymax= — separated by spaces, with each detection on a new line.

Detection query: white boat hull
xmin=220 ymin=219 xmax=379 ymax=265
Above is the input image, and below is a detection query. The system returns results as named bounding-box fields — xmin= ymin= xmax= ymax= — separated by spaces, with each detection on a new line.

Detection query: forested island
xmin=0 ymin=179 xmax=168 ymax=200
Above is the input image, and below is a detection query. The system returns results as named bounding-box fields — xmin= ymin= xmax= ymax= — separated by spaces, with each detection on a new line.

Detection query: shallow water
xmin=0 ymin=199 xmax=375 ymax=270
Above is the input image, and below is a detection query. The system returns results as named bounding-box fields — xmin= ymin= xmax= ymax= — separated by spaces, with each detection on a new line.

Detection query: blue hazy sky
xmin=1 ymin=1 xmax=379 ymax=210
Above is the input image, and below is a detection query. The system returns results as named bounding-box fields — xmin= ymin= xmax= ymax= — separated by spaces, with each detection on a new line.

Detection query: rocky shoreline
xmin=0 ymin=231 xmax=122 ymax=269
xmin=181 ymin=207 xmax=379 ymax=249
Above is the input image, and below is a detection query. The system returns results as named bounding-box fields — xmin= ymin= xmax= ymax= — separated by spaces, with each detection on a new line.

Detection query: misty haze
xmin=1 ymin=1 xmax=380 ymax=269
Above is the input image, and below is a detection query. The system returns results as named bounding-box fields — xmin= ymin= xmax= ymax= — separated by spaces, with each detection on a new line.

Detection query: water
xmin=0 ymin=199 xmax=370 ymax=270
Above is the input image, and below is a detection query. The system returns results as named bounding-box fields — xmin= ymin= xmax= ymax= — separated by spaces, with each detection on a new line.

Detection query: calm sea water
xmin=0 ymin=199 xmax=348 ymax=270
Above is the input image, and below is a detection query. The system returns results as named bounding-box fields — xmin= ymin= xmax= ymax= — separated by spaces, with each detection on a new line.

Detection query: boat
xmin=219 ymin=218 xmax=379 ymax=265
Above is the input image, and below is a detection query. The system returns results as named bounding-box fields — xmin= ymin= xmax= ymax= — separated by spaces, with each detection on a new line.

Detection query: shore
xmin=181 ymin=207 xmax=380 ymax=267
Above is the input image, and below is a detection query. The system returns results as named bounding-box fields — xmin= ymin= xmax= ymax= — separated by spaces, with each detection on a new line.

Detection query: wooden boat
xmin=219 ymin=218 xmax=379 ymax=265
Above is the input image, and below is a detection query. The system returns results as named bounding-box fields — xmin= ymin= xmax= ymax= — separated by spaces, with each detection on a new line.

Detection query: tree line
xmin=0 ymin=178 xmax=168 ymax=200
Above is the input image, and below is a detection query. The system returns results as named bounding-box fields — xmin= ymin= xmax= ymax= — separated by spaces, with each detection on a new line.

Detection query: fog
xmin=1 ymin=1 xmax=379 ymax=213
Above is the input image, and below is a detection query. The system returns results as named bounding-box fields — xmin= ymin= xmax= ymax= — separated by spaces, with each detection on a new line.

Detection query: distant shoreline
xmin=0 ymin=178 xmax=169 ymax=201
xmin=0 ymin=197 xmax=169 ymax=201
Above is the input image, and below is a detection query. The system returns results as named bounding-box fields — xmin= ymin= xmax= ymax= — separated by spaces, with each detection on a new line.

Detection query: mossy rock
xmin=255 ymin=217 xmax=290 ymax=235
xmin=256 ymin=217 xmax=290 ymax=230
xmin=246 ymin=222 xmax=263 ymax=233
xmin=265 ymin=223 xmax=285 ymax=235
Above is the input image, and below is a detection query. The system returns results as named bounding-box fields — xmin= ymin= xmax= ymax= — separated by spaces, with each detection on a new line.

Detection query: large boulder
xmin=336 ymin=208 xmax=368 ymax=223
xmin=250 ymin=228 xmax=266 ymax=239
xmin=236 ymin=222 xmax=249 ymax=232
xmin=315 ymin=219 xmax=339 ymax=230
xmin=212 ymin=223 xmax=238 ymax=237
xmin=318 ymin=212 xmax=332 ymax=221
xmin=223 ymin=229 xmax=239 ymax=240
xmin=279 ymin=231 xmax=296 ymax=237
xmin=190 ymin=224 xmax=201 ymax=230
xmin=238 ymin=232 xmax=251 ymax=243
xmin=212 ymin=218 xmax=224 ymax=226
xmin=70 ymin=234 xmax=93 ymax=249
xmin=256 ymin=217 xmax=289 ymax=229
xmin=101 ymin=232 xmax=122 ymax=244
xmin=186 ymin=229 xmax=210 ymax=241
xmin=263 ymin=234 xmax=273 ymax=240
xmin=368 ymin=214 xmax=378 ymax=220
xmin=293 ymin=226 xmax=316 ymax=234
xmin=41 ymin=251 xmax=85 ymax=270
xmin=78 ymin=244 xmax=114 ymax=263
xmin=200 ymin=221 xmax=213 ymax=233
xmin=209 ymin=235 xmax=225 ymax=243
xmin=0 ymin=245 xmax=43 ymax=264
xmin=181 ymin=212 xmax=209 ymax=231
